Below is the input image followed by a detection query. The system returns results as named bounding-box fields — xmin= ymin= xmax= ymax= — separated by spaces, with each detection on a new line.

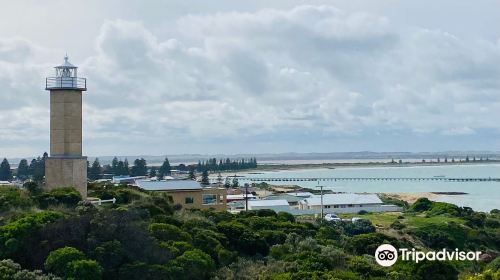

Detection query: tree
xmin=131 ymin=158 xmax=147 ymax=176
xmin=111 ymin=157 xmax=119 ymax=175
xmin=168 ymin=249 xmax=215 ymax=280
xmin=150 ymin=167 xmax=157 ymax=178
xmin=232 ymin=177 xmax=239 ymax=188
xmin=89 ymin=158 xmax=102 ymax=180
xmin=188 ymin=167 xmax=196 ymax=180
xmin=17 ymin=159 xmax=29 ymax=180
xmin=123 ymin=159 xmax=130 ymax=175
xmin=159 ymin=157 xmax=171 ymax=179
xmin=66 ymin=259 xmax=103 ymax=280
xmin=44 ymin=246 xmax=86 ymax=277
xmin=0 ymin=158 xmax=12 ymax=181
xmin=24 ymin=181 xmax=42 ymax=196
xmin=224 ymin=177 xmax=231 ymax=188
xmin=201 ymin=170 xmax=210 ymax=185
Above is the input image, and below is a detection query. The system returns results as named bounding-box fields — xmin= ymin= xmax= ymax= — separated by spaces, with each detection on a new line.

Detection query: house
xmin=263 ymin=194 xmax=302 ymax=209
xmin=136 ymin=180 xmax=226 ymax=211
xmin=226 ymin=194 xmax=256 ymax=202
xmin=299 ymin=193 xmax=383 ymax=210
xmin=298 ymin=193 xmax=401 ymax=213
xmin=286 ymin=192 xmax=315 ymax=198
xmin=112 ymin=175 xmax=146 ymax=184
xmin=247 ymin=199 xmax=290 ymax=212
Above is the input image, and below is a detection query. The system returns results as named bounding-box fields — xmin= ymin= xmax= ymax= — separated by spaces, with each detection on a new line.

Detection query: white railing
xmin=89 ymin=198 xmax=116 ymax=205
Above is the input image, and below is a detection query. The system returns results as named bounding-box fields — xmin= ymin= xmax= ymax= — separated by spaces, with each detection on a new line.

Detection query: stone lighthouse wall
xmin=49 ymin=90 xmax=83 ymax=156
xmin=45 ymin=89 xmax=87 ymax=198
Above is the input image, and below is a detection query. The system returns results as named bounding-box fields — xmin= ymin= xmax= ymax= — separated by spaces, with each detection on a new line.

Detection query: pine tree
xmin=131 ymin=158 xmax=147 ymax=176
xmin=17 ymin=159 xmax=29 ymax=180
xmin=201 ymin=170 xmax=210 ymax=185
xmin=159 ymin=157 xmax=171 ymax=179
xmin=232 ymin=177 xmax=239 ymax=188
xmin=89 ymin=158 xmax=102 ymax=180
xmin=188 ymin=167 xmax=196 ymax=180
xmin=217 ymin=173 xmax=223 ymax=185
xmin=123 ymin=159 xmax=130 ymax=175
xmin=0 ymin=158 xmax=13 ymax=181
xmin=150 ymin=166 xmax=158 ymax=178
xmin=111 ymin=157 xmax=119 ymax=174
xmin=224 ymin=177 xmax=231 ymax=188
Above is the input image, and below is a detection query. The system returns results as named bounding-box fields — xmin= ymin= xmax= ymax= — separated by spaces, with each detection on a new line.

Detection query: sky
xmin=0 ymin=0 xmax=500 ymax=158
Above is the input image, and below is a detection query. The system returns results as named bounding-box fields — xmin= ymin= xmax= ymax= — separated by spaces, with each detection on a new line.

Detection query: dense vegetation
xmin=0 ymin=183 xmax=499 ymax=280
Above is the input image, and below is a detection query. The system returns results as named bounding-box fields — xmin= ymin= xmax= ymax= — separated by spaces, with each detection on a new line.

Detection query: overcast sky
xmin=1 ymin=0 xmax=500 ymax=158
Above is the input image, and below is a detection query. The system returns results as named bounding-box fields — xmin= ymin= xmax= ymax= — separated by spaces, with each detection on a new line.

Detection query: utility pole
xmin=319 ymin=181 xmax=324 ymax=219
xmin=245 ymin=183 xmax=249 ymax=211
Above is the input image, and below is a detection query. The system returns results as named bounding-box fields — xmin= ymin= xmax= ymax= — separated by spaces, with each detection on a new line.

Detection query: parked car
xmin=324 ymin=213 xmax=341 ymax=222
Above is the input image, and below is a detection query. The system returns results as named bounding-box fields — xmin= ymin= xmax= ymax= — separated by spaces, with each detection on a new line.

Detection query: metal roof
xmin=227 ymin=194 xmax=255 ymax=199
xmin=248 ymin=199 xmax=289 ymax=207
xmin=263 ymin=194 xmax=302 ymax=203
xmin=302 ymin=193 xmax=382 ymax=206
xmin=136 ymin=180 xmax=202 ymax=191
xmin=55 ymin=55 xmax=76 ymax=68
xmin=286 ymin=192 xmax=314 ymax=198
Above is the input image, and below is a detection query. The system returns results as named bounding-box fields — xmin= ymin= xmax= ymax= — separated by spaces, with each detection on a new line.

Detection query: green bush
xmin=427 ymin=202 xmax=461 ymax=217
xmin=390 ymin=220 xmax=406 ymax=230
xmin=0 ymin=211 xmax=63 ymax=259
xmin=66 ymin=259 xmax=103 ymax=280
xmin=168 ymin=249 xmax=215 ymax=280
xmin=149 ymin=223 xmax=192 ymax=243
xmin=0 ymin=259 xmax=61 ymax=280
xmin=0 ymin=186 xmax=33 ymax=212
xmin=37 ymin=188 xmax=82 ymax=209
xmin=44 ymin=247 xmax=86 ymax=277
xmin=410 ymin=198 xmax=433 ymax=212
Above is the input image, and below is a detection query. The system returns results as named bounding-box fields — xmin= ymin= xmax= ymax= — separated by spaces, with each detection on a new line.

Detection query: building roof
xmin=227 ymin=194 xmax=255 ymax=200
xmin=286 ymin=192 xmax=314 ymax=198
xmin=302 ymin=193 xmax=382 ymax=206
xmin=263 ymin=194 xmax=302 ymax=203
xmin=136 ymin=180 xmax=202 ymax=191
xmin=56 ymin=55 xmax=76 ymax=68
xmin=248 ymin=199 xmax=290 ymax=207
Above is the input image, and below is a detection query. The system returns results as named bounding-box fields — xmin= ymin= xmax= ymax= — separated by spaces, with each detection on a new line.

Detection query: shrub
xmin=485 ymin=257 xmax=500 ymax=272
xmin=427 ymin=202 xmax=461 ymax=217
xmin=44 ymin=247 xmax=86 ymax=277
xmin=149 ymin=223 xmax=192 ymax=243
xmin=37 ymin=188 xmax=82 ymax=209
xmin=277 ymin=212 xmax=295 ymax=223
xmin=390 ymin=220 xmax=406 ymax=230
xmin=0 ymin=186 xmax=33 ymax=212
xmin=66 ymin=259 xmax=103 ymax=280
xmin=0 ymin=211 xmax=63 ymax=259
xmin=168 ymin=249 xmax=215 ymax=280
xmin=342 ymin=219 xmax=376 ymax=236
xmin=410 ymin=198 xmax=433 ymax=212
xmin=347 ymin=233 xmax=396 ymax=255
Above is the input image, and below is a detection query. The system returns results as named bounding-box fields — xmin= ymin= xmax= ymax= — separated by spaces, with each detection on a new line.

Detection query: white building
xmin=247 ymin=199 xmax=290 ymax=212
xmin=299 ymin=193 xmax=383 ymax=210
xmin=226 ymin=194 xmax=256 ymax=202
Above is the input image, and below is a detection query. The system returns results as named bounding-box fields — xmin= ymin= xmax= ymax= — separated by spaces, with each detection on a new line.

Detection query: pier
xmin=239 ymin=177 xmax=500 ymax=182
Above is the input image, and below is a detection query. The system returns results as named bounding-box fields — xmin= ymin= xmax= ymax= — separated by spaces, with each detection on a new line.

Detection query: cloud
xmin=1 ymin=5 xmax=500 ymax=157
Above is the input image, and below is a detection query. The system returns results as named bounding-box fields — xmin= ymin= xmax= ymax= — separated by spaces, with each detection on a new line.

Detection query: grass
xmin=338 ymin=211 xmax=466 ymax=229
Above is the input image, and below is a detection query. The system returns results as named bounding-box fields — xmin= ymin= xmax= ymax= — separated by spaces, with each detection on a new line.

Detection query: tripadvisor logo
xmin=375 ymin=244 xmax=398 ymax=267
xmin=375 ymin=244 xmax=482 ymax=267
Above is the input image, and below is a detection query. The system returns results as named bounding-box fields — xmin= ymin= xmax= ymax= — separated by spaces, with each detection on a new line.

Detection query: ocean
xmin=240 ymin=164 xmax=500 ymax=212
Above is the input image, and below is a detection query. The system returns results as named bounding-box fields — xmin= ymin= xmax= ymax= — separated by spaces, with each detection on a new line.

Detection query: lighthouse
xmin=44 ymin=55 xmax=88 ymax=198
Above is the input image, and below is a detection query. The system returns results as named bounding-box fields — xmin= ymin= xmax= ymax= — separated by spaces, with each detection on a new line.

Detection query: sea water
xmin=240 ymin=164 xmax=500 ymax=212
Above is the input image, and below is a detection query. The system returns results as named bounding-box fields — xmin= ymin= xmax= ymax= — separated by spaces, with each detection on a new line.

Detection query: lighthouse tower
xmin=44 ymin=55 xmax=87 ymax=198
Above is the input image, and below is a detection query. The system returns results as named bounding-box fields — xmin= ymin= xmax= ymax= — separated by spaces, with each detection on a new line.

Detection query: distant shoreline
xmin=213 ymin=160 xmax=500 ymax=176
